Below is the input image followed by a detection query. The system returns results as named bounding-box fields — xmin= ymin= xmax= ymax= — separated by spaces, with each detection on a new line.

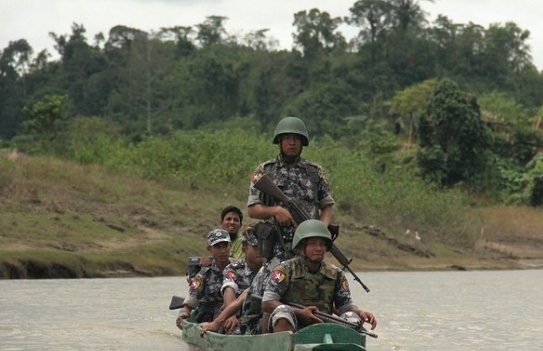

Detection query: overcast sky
xmin=2 ymin=0 xmax=542 ymax=70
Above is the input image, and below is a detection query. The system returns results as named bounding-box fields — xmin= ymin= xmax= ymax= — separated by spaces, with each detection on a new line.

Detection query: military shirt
xmin=262 ymin=257 xmax=354 ymax=315
xmin=247 ymin=154 xmax=335 ymax=259
xmin=183 ymin=259 xmax=230 ymax=310
xmin=238 ymin=258 xmax=280 ymax=335
xmin=221 ymin=259 xmax=258 ymax=296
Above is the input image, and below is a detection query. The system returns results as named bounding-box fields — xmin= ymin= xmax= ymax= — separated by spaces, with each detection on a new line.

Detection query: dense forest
xmin=2 ymin=0 xmax=543 ymax=205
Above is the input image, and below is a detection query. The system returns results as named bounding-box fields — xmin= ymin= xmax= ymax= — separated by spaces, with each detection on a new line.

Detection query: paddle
xmin=169 ymin=295 xmax=185 ymax=310
xmin=250 ymin=295 xmax=378 ymax=339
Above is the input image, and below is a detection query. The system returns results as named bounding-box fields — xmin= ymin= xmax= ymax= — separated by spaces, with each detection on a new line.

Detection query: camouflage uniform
xmin=262 ymin=256 xmax=357 ymax=331
xmin=238 ymin=257 xmax=281 ymax=335
xmin=183 ymin=259 xmax=231 ymax=323
xmin=221 ymin=259 xmax=258 ymax=297
xmin=247 ymin=154 xmax=335 ymax=261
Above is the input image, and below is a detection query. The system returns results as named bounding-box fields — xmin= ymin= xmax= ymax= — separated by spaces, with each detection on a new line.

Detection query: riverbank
xmin=1 ymin=154 xmax=542 ymax=279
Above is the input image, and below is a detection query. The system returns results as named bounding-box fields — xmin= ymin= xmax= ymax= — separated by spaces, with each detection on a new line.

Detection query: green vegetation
xmin=1 ymin=1 xmax=543 ymax=278
xmin=1 ymin=131 xmax=480 ymax=278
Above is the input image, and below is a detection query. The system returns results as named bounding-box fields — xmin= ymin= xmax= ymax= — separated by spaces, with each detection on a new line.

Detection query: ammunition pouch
xmin=253 ymin=221 xmax=278 ymax=260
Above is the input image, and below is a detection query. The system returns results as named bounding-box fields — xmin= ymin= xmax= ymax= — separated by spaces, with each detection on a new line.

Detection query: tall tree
xmin=347 ymin=0 xmax=393 ymax=64
xmin=159 ymin=26 xmax=196 ymax=57
xmin=292 ymin=8 xmax=346 ymax=60
xmin=417 ymin=79 xmax=491 ymax=186
xmin=50 ymin=23 xmax=106 ymax=115
xmin=196 ymin=16 xmax=228 ymax=47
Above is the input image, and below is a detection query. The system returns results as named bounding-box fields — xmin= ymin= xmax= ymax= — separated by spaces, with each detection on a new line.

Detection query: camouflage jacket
xmin=221 ymin=259 xmax=258 ymax=296
xmin=183 ymin=259 xmax=230 ymax=312
xmin=262 ymin=257 xmax=354 ymax=315
xmin=247 ymin=154 xmax=335 ymax=249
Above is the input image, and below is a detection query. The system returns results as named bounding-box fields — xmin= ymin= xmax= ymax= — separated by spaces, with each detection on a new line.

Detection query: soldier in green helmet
xmin=247 ymin=117 xmax=335 ymax=263
xmin=261 ymin=220 xmax=377 ymax=333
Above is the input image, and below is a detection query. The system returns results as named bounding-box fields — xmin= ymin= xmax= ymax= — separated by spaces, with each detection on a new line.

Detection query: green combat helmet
xmin=273 ymin=117 xmax=309 ymax=146
xmin=292 ymin=219 xmax=332 ymax=251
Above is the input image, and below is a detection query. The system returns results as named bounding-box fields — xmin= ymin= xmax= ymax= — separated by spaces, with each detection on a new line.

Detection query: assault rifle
xmin=250 ymin=294 xmax=378 ymax=338
xmin=253 ymin=174 xmax=370 ymax=293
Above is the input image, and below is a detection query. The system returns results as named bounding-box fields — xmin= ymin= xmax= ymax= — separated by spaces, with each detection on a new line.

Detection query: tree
xmin=23 ymin=94 xmax=67 ymax=152
xmin=390 ymin=79 xmax=437 ymax=147
xmin=483 ymin=22 xmax=532 ymax=75
xmin=196 ymin=16 xmax=228 ymax=47
xmin=50 ymin=23 xmax=106 ymax=115
xmin=388 ymin=0 xmax=429 ymax=33
xmin=417 ymin=79 xmax=491 ymax=186
xmin=242 ymin=29 xmax=279 ymax=51
xmin=479 ymin=91 xmax=543 ymax=166
xmin=159 ymin=26 xmax=196 ymax=57
xmin=292 ymin=9 xmax=346 ymax=60
xmin=347 ymin=0 xmax=393 ymax=64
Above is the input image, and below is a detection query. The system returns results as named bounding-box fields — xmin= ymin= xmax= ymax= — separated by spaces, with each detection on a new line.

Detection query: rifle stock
xmin=253 ymin=174 xmax=370 ymax=292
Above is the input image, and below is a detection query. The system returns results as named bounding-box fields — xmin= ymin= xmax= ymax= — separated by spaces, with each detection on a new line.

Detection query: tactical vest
xmin=282 ymin=258 xmax=338 ymax=314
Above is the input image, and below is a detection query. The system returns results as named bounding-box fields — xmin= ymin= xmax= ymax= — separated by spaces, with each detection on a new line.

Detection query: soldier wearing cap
xmin=176 ymin=229 xmax=232 ymax=329
xmin=219 ymin=227 xmax=264 ymax=334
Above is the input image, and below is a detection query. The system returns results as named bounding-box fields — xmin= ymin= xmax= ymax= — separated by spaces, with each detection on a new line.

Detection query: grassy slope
xmin=1 ymin=152 xmax=542 ymax=279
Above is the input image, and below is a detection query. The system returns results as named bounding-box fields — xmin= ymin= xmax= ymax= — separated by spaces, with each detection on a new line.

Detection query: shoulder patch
xmin=252 ymin=159 xmax=276 ymax=185
xmin=225 ymin=269 xmax=238 ymax=281
xmin=340 ymin=274 xmax=350 ymax=292
xmin=189 ymin=275 xmax=203 ymax=291
xmin=271 ymin=265 xmax=288 ymax=284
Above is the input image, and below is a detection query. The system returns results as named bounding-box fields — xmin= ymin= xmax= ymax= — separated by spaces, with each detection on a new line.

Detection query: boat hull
xmin=181 ymin=320 xmax=366 ymax=351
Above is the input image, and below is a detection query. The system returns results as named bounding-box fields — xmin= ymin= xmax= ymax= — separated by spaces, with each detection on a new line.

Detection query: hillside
xmin=1 ymin=152 xmax=542 ymax=279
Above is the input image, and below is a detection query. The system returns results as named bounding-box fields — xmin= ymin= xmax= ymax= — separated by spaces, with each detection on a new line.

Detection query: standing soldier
xmin=247 ymin=117 xmax=335 ymax=262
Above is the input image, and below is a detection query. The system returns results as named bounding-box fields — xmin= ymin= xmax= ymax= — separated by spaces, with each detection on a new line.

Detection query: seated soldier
xmin=176 ymin=229 xmax=232 ymax=329
xmin=185 ymin=206 xmax=244 ymax=282
xmin=261 ymin=220 xmax=378 ymax=333
xmin=200 ymin=255 xmax=281 ymax=336
xmin=222 ymin=227 xmax=262 ymax=300
xmin=219 ymin=227 xmax=264 ymax=333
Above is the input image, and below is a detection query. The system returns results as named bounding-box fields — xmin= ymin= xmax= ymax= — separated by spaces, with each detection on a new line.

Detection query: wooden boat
xmin=181 ymin=319 xmax=367 ymax=351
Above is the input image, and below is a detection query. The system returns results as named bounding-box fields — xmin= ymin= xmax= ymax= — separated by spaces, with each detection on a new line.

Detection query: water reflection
xmin=1 ymin=270 xmax=541 ymax=351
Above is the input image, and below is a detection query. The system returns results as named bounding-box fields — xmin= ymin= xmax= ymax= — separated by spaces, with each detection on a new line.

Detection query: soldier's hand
xmin=200 ymin=320 xmax=221 ymax=337
xmin=359 ymin=311 xmax=377 ymax=330
xmin=296 ymin=306 xmax=323 ymax=326
xmin=273 ymin=207 xmax=296 ymax=227
xmin=223 ymin=315 xmax=239 ymax=334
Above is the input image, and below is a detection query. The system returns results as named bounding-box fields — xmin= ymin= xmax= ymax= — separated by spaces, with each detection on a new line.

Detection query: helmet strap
xmin=278 ymin=145 xmax=302 ymax=165
xmin=299 ymin=241 xmax=324 ymax=268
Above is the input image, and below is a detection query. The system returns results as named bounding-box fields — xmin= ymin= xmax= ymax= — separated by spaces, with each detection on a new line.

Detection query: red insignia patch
xmin=251 ymin=171 xmax=263 ymax=185
xmin=272 ymin=267 xmax=287 ymax=283
xmin=190 ymin=276 xmax=202 ymax=290
xmin=226 ymin=270 xmax=237 ymax=281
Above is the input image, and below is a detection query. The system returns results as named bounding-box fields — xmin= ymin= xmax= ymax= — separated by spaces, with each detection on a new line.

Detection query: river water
xmin=1 ymin=270 xmax=542 ymax=351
